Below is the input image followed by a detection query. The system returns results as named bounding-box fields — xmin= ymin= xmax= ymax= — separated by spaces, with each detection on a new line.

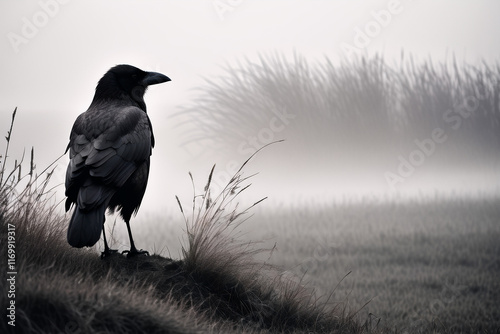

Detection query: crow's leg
xmin=101 ymin=225 xmax=118 ymax=259
xmin=122 ymin=219 xmax=149 ymax=258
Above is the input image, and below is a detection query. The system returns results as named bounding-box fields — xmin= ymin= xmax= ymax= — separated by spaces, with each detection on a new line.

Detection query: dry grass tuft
xmin=178 ymin=143 xmax=275 ymax=276
xmin=175 ymin=141 xmax=365 ymax=332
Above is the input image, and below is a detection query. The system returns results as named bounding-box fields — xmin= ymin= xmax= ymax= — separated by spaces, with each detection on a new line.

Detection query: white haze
xmin=1 ymin=1 xmax=499 ymax=218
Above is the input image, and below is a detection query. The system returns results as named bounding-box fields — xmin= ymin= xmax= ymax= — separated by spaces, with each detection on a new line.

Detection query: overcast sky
xmin=1 ymin=1 xmax=499 ymax=214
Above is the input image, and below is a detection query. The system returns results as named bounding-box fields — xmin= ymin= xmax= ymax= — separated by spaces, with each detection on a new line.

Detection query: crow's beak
xmin=142 ymin=72 xmax=171 ymax=86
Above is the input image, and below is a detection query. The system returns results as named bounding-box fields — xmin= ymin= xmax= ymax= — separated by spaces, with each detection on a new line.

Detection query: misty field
xmin=173 ymin=53 xmax=500 ymax=332
xmin=2 ymin=53 xmax=499 ymax=333
xmin=3 ymin=146 xmax=498 ymax=332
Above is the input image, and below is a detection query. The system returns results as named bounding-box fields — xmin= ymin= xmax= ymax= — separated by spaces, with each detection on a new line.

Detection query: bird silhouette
xmin=65 ymin=64 xmax=170 ymax=258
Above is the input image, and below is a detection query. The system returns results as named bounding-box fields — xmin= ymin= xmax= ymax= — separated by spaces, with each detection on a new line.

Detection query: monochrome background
xmin=1 ymin=0 xmax=498 ymax=214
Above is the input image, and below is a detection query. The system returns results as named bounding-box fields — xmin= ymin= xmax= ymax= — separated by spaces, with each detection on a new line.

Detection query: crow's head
xmin=92 ymin=64 xmax=170 ymax=111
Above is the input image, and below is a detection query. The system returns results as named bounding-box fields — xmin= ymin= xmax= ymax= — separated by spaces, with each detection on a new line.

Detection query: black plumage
xmin=65 ymin=64 xmax=170 ymax=257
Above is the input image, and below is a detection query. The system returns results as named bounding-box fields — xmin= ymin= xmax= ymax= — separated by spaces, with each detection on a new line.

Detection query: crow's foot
xmin=122 ymin=248 xmax=149 ymax=258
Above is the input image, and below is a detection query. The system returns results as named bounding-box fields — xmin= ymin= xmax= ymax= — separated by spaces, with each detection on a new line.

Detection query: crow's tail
xmin=67 ymin=203 xmax=106 ymax=248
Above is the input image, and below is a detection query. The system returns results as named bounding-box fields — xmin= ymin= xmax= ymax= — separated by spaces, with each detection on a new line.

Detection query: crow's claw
xmin=122 ymin=249 xmax=149 ymax=258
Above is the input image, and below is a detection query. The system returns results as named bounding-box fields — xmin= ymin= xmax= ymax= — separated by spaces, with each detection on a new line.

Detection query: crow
xmin=65 ymin=64 xmax=170 ymax=258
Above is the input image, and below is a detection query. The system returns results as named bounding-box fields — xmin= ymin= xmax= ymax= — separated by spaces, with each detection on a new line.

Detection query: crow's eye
xmin=131 ymin=74 xmax=138 ymax=80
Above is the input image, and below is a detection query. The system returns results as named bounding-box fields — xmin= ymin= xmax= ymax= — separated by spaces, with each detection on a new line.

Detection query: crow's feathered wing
xmin=65 ymin=102 xmax=153 ymax=248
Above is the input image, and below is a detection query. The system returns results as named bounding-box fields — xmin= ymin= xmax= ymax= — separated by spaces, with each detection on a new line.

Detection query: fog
xmin=1 ymin=1 xmax=499 ymax=217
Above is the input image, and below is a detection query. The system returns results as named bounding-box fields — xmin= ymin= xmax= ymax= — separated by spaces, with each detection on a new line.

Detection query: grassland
xmin=1 ymin=118 xmax=499 ymax=334
xmin=2 ymin=53 xmax=499 ymax=333
xmin=127 ymin=194 xmax=500 ymax=333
